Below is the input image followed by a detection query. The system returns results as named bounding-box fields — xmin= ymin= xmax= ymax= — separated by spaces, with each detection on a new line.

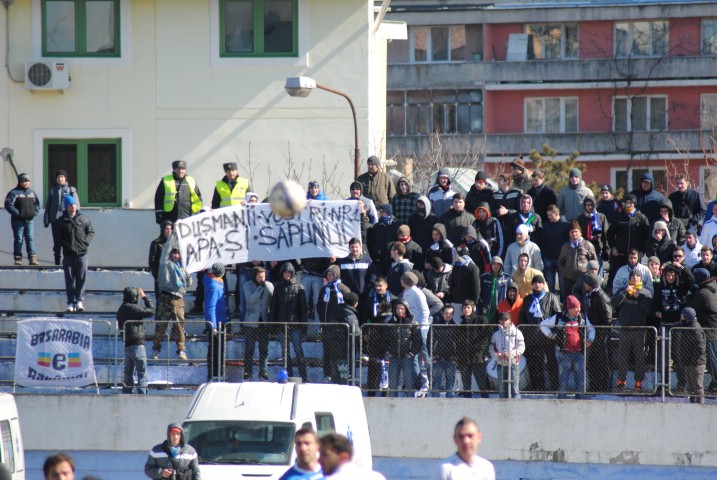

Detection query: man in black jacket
xmin=687 ymin=268 xmax=717 ymax=393
xmin=270 ymin=263 xmax=308 ymax=381
xmin=57 ymin=194 xmax=94 ymax=313
xmin=117 ymin=287 xmax=154 ymax=394
xmin=582 ymin=274 xmax=613 ymax=393
xmin=457 ymin=300 xmax=492 ymax=398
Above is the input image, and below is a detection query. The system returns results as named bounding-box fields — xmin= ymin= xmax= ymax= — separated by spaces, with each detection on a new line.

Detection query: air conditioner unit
xmin=25 ymin=61 xmax=71 ymax=91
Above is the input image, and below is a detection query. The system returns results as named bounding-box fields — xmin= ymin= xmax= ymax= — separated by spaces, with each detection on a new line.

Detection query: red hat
xmin=566 ymin=295 xmax=580 ymax=310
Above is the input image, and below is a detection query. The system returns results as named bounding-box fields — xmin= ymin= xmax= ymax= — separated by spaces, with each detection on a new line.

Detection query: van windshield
xmin=183 ymin=421 xmax=295 ymax=466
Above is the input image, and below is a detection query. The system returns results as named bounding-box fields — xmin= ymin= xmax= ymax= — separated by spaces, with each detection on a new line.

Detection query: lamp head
xmin=285 ymin=76 xmax=316 ymax=97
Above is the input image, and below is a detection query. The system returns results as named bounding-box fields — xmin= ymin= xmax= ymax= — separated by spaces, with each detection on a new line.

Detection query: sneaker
xmin=151 ymin=350 xmax=160 ymax=360
xmin=414 ymin=386 xmax=429 ymax=398
xmin=75 ymin=301 xmax=84 ymax=312
xmin=66 ymin=303 xmax=76 ymax=313
xmin=178 ymin=351 xmax=188 ymax=361
xmin=634 ymin=381 xmax=643 ymax=392
xmin=243 ymin=372 xmax=252 ymax=380
xmin=614 ymin=380 xmax=626 ymax=391
xmin=259 ymin=372 xmax=269 ymax=381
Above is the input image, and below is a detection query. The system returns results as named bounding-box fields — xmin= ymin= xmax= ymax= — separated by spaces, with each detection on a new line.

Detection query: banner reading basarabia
xmin=15 ymin=319 xmax=96 ymax=388
xmin=175 ymin=200 xmax=361 ymax=274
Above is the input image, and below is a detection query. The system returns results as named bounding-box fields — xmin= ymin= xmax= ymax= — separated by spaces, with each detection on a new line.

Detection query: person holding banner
xmin=153 ymin=160 xmax=203 ymax=225
xmin=57 ymin=194 xmax=94 ymax=313
xmin=152 ymin=246 xmax=192 ymax=361
xmin=117 ymin=287 xmax=155 ymax=394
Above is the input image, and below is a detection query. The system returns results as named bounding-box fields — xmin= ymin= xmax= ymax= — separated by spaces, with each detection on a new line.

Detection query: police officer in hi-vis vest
xmin=153 ymin=160 xmax=203 ymax=225
xmin=211 ymin=162 xmax=250 ymax=209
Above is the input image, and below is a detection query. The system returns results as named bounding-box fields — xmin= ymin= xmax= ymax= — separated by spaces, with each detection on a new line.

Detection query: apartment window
xmin=525 ymin=97 xmax=577 ymax=134
xmin=44 ymin=139 xmax=122 ymax=206
xmin=702 ymin=94 xmax=717 ymax=130
xmin=613 ymin=96 xmax=667 ymax=132
xmin=221 ymin=0 xmax=297 ymax=57
xmin=526 ymin=24 xmax=578 ymax=59
xmin=703 ymin=19 xmax=717 ymax=55
xmin=42 ymin=0 xmax=119 ymax=57
xmin=387 ymin=90 xmax=483 ymax=136
xmin=615 ymin=21 xmax=668 ymax=57
xmin=411 ymin=26 xmax=466 ymax=63
xmin=615 ymin=168 xmax=667 ymax=194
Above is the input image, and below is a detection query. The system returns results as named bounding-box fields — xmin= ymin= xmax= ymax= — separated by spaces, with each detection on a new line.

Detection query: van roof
xmin=184 ymin=382 xmax=363 ymax=423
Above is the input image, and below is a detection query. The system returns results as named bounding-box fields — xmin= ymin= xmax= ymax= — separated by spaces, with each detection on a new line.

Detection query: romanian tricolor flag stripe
xmin=38 ymin=352 xmax=51 ymax=367
xmin=68 ymin=353 xmax=81 ymax=368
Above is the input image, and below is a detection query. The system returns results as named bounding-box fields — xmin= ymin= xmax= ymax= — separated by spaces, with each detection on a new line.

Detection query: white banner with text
xmin=15 ymin=319 xmax=97 ymax=388
xmin=175 ymin=201 xmax=362 ymax=273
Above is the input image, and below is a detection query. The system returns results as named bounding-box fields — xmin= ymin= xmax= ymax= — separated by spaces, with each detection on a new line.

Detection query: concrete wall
xmin=14 ymin=394 xmax=717 ymax=468
xmin=0 ymin=209 xmax=157 ymax=267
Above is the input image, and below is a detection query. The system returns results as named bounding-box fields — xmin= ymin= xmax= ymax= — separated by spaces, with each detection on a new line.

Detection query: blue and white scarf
xmin=324 ymin=279 xmax=345 ymax=304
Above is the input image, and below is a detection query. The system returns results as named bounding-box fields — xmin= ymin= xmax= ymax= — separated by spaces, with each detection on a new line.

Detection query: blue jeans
xmin=123 ymin=345 xmax=148 ymax=394
xmin=497 ymin=363 xmax=521 ymax=398
xmin=543 ymin=257 xmax=558 ymax=293
xmin=11 ymin=218 xmax=35 ymax=257
xmin=388 ymin=356 xmax=416 ymax=397
xmin=301 ymin=273 xmax=324 ymax=325
xmin=63 ymin=254 xmax=88 ymax=304
xmin=557 ymin=350 xmax=585 ymax=398
xmin=432 ymin=359 xmax=456 ymax=398
xmin=414 ymin=328 xmax=431 ymax=388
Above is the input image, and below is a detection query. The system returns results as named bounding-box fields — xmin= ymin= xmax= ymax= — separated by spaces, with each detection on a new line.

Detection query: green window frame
xmin=220 ymin=0 xmax=298 ymax=57
xmin=44 ymin=139 xmax=122 ymax=207
xmin=42 ymin=0 xmax=121 ymax=57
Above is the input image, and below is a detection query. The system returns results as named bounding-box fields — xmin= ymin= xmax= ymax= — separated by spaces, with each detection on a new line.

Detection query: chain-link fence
xmin=667 ymin=326 xmax=717 ymax=403
xmin=224 ymin=321 xmax=358 ymax=385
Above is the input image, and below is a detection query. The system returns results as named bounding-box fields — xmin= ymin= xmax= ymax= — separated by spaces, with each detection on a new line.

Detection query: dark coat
xmin=687 ymin=280 xmax=717 ymax=341
xmin=465 ymin=185 xmax=495 ymax=217
xmin=674 ymin=317 xmax=707 ymax=366
xmin=457 ymin=311 xmax=492 ymax=366
xmin=607 ymin=210 xmax=650 ymax=255
xmin=440 ymin=208 xmax=476 ymax=246
xmin=117 ymin=288 xmax=155 ymax=347
xmin=386 ymin=303 xmax=422 ymax=358
xmin=539 ymin=218 xmax=571 ymax=260
xmin=408 ymin=196 xmax=440 ymax=250
xmin=57 ymin=211 xmax=94 ymax=257
xmin=668 ymin=188 xmax=705 ymax=231
xmin=270 ymin=276 xmax=308 ymax=329
xmin=431 ymin=318 xmax=459 ymax=361
xmin=449 ymin=258 xmax=481 ymax=304
xmin=527 ymin=183 xmax=557 ymax=221
xmin=583 ymin=286 xmax=613 ymax=326
xmin=629 ymin=172 xmax=665 ymax=223
xmin=612 ymin=286 xmax=653 ymax=327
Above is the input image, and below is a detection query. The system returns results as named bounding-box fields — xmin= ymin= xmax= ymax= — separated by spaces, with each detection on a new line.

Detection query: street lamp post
xmin=284 ymin=76 xmax=361 ymax=180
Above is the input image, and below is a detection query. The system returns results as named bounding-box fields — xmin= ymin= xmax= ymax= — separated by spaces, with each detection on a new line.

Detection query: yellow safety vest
xmin=163 ymin=175 xmax=202 ymax=213
xmin=216 ymin=177 xmax=249 ymax=207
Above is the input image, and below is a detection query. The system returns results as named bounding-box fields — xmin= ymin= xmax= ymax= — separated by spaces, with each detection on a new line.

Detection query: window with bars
xmin=615 ymin=168 xmax=668 ymax=194
xmin=526 ymin=24 xmax=578 ymax=60
xmin=387 ymin=90 xmax=483 ymax=136
xmin=613 ymin=96 xmax=667 ymax=132
xmin=411 ymin=26 xmax=466 ymax=63
xmin=615 ymin=21 xmax=668 ymax=58
xmin=525 ymin=97 xmax=578 ymax=133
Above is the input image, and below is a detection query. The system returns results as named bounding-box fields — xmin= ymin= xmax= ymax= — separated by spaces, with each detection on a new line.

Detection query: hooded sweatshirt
xmin=473 ymin=201 xmax=504 ymax=258
xmin=425 ymin=223 xmax=456 ymax=267
xmin=392 ymin=176 xmax=420 ymax=224
xmin=656 ymin=198 xmax=686 ymax=244
xmin=408 ymin=195 xmax=440 ymax=250
xmin=427 ymin=168 xmax=456 ymax=217
xmin=629 ymin=172 xmax=665 ymax=223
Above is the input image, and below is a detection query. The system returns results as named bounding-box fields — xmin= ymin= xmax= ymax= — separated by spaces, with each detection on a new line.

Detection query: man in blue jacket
xmin=204 ymin=262 xmax=227 ymax=381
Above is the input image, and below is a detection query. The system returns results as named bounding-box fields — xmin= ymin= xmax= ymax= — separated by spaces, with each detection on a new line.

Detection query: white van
xmin=182 ymin=381 xmax=371 ymax=480
xmin=0 ymin=394 xmax=24 ymax=480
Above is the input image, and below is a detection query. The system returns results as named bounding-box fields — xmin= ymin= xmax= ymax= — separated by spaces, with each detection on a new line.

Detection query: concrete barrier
xmin=13 ymin=394 xmax=717 ymax=468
